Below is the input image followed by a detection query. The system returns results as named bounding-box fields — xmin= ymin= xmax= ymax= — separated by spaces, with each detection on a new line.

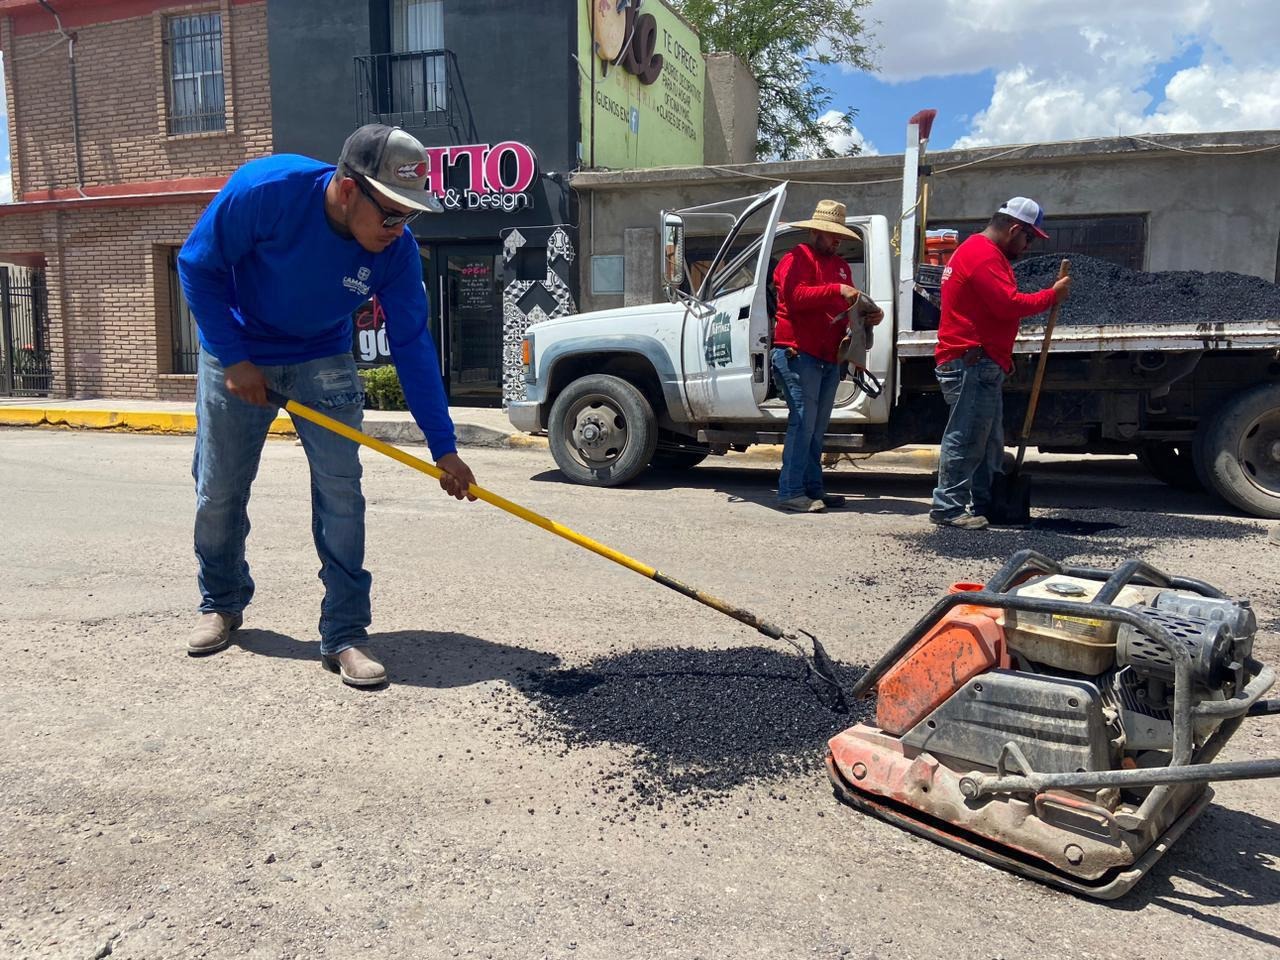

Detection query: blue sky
xmin=810 ymin=0 xmax=1279 ymax=157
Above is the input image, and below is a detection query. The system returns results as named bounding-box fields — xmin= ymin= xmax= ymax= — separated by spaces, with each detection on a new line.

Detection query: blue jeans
xmin=771 ymin=348 xmax=840 ymax=501
xmin=930 ymin=357 xmax=1006 ymax=521
xmin=193 ymin=348 xmax=370 ymax=656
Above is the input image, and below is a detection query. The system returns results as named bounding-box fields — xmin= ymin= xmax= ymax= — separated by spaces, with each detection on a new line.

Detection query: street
xmin=1 ymin=429 xmax=1277 ymax=960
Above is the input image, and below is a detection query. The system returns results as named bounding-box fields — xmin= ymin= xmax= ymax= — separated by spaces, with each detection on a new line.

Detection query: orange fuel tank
xmin=874 ymin=610 xmax=1008 ymax=736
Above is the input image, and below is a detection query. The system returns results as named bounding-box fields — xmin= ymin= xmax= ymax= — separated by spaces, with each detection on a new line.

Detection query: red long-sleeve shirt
xmin=772 ymin=243 xmax=855 ymax=363
xmin=936 ymin=234 xmax=1057 ymax=372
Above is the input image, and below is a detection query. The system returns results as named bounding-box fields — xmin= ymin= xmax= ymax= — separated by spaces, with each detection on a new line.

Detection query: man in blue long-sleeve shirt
xmin=179 ymin=124 xmax=476 ymax=687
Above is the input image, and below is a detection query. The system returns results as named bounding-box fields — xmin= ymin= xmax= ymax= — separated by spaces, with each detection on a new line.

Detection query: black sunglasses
xmin=351 ymin=174 xmax=422 ymax=229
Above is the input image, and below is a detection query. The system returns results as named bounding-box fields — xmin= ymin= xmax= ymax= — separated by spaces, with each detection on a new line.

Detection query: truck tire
xmin=1136 ymin=442 xmax=1202 ymax=491
xmin=1193 ymin=382 xmax=1280 ymax=518
xmin=548 ymin=374 xmax=657 ymax=486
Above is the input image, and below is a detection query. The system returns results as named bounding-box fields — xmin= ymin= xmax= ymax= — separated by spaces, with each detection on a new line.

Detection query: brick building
xmin=0 ymin=0 xmax=271 ymax=399
xmin=0 ymin=0 xmax=754 ymax=403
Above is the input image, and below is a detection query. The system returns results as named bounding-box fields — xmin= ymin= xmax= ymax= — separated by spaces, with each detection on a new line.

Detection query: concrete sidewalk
xmin=0 ymin=396 xmax=949 ymax=468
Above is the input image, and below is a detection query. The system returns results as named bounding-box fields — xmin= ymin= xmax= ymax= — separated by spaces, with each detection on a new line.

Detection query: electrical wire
xmin=1123 ymin=135 xmax=1280 ymax=156
xmin=13 ymin=35 xmax=69 ymax=61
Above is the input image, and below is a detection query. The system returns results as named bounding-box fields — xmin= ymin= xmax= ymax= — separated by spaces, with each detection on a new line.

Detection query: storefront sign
xmin=579 ymin=0 xmax=704 ymax=169
xmin=353 ymin=296 xmax=391 ymax=364
xmin=594 ymin=0 xmax=664 ymax=85
xmin=423 ymin=141 xmax=537 ymax=213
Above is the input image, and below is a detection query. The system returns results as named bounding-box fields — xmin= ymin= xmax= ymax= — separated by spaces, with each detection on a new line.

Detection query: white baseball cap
xmin=998 ymin=197 xmax=1049 ymax=239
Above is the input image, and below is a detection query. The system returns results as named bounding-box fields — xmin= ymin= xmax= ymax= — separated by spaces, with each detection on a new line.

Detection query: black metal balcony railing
xmin=355 ymin=50 xmax=455 ymax=130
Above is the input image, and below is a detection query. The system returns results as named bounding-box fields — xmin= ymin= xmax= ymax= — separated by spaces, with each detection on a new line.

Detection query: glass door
xmin=440 ymin=245 xmax=506 ymax=404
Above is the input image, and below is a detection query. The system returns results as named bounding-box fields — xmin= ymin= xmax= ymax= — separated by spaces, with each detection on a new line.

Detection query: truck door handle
xmin=738 ymin=306 xmax=750 ymax=320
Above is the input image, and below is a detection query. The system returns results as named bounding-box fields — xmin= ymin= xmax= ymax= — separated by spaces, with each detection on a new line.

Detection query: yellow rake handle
xmin=274 ymin=393 xmax=794 ymax=642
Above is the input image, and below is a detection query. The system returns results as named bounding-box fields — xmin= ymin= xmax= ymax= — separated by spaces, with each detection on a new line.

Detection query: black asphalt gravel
xmin=908 ymin=511 xmax=1257 ymax=564
xmin=509 ymin=647 xmax=871 ymax=810
xmin=1013 ymin=254 xmax=1280 ymax=325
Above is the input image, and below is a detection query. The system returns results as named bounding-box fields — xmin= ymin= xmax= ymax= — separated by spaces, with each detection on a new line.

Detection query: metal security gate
xmin=0 ymin=266 xmax=52 ymax=397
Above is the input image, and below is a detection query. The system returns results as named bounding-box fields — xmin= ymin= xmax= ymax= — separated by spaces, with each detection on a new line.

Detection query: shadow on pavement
xmin=529 ymin=466 xmax=932 ymax=517
xmin=530 ymin=460 xmax=1250 ymax=522
xmin=232 ymin=629 xmax=559 ymax=690
xmin=1117 ymin=804 xmax=1280 ymax=949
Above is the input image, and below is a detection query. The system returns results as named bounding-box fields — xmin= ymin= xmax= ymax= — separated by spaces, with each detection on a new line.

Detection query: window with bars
xmin=164 ymin=12 xmax=226 ymax=135
xmin=390 ymin=0 xmax=446 ymax=114
xmin=168 ymin=249 xmax=200 ymax=374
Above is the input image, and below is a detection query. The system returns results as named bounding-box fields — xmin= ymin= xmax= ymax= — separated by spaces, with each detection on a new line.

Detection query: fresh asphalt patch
xmin=494 ymin=647 xmax=872 ymax=820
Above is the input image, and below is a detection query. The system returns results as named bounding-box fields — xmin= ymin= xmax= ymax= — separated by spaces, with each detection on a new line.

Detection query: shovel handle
xmin=1018 ymin=259 xmax=1070 ymax=445
xmin=266 ymin=389 xmax=792 ymax=643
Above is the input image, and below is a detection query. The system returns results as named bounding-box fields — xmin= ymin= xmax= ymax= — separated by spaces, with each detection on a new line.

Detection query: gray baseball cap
xmin=338 ymin=124 xmax=443 ymax=214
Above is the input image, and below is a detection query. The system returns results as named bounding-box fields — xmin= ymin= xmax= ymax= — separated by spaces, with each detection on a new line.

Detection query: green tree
xmin=675 ymin=0 xmax=876 ymax=160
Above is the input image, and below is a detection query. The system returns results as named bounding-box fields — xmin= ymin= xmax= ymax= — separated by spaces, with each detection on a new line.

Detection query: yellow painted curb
xmin=0 ymin=408 xmax=295 ymax=435
xmin=507 ymin=433 xmax=549 ymax=449
xmin=0 ymin=408 xmax=47 ymax=426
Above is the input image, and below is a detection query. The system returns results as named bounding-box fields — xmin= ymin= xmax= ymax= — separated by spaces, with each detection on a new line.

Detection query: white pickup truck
xmin=508 ymin=111 xmax=1280 ymax=518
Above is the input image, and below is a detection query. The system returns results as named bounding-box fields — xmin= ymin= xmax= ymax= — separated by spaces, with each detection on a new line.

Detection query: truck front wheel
xmin=548 ymin=374 xmax=658 ymax=486
xmin=1194 ymin=382 xmax=1280 ymax=517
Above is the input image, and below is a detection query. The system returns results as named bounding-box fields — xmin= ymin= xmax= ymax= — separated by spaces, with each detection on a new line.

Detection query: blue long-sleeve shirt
xmin=178 ymin=154 xmax=457 ymax=459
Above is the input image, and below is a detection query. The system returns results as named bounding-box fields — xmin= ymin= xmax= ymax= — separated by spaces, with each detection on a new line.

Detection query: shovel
xmin=264 ymin=389 xmax=849 ymax=713
xmin=986 ymin=259 xmax=1070 ymax=526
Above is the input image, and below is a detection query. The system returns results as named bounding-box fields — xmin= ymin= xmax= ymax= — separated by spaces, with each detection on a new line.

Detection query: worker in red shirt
xmin=772 ymin=200 xmax=883 ymax=512
xmin=929 ymin=197 xmax=1071 ymax=528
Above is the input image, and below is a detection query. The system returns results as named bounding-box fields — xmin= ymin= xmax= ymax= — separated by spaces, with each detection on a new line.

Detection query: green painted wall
xmin=578 ymin=0 xmax=705 ymax=170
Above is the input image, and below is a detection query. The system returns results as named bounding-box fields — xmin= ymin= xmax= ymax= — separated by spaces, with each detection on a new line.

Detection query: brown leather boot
xmin=187 ymin=612 xmax=243 ymax=655
xmin=322 ymin=646 xmax=387 ymax=687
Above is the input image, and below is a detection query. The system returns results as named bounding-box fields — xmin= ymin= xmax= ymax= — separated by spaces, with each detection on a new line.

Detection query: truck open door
xmin=661 ymin=184 xmax=787 ymax=419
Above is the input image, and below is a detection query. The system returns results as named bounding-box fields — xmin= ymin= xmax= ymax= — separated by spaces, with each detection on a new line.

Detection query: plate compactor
xmin=828 ymin=550 xmax=1280 ymax=899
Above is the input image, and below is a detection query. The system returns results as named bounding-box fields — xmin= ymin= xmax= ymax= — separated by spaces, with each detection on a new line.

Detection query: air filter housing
xmin=1116 ymin=606 xmax=1234 ymax=686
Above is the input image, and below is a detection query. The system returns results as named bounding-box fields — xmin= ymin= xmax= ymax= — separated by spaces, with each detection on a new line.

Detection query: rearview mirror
xmin=661 ymin=212 xmax=685 ymax=292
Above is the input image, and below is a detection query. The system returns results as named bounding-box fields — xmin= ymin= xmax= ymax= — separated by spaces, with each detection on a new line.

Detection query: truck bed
xmin=895 ymin=318 xmax=1280 ymax=357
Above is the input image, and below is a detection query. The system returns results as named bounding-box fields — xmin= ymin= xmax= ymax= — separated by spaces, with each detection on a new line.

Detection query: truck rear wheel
xmin=1136 ymin=442 xmax=1202 ymax=491
xmin=548 ymin=374 xmax=657 ymax=486
xmin=1194 ymin=382 xmax=1280 ymax=517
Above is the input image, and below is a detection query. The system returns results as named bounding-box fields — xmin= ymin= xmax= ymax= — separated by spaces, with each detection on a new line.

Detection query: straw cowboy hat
xmin=786 ymin=199 xmax=859 ymax=239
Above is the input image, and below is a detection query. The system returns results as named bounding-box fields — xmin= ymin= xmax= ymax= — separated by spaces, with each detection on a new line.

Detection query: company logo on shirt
xmin=343 ymin=272 xmax=371 ymax=297
xmin=840 ymin=266 xmax=849 ymax=280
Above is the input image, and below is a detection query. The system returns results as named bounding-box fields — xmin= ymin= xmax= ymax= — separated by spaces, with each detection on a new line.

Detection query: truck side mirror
xmin=661 ymin=213 xmax=685 ymax=294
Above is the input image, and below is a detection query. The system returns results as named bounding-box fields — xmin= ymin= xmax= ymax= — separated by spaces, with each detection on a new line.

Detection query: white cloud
xmin=0 ymin=173 xmax=10 ymax=204
xmin=807 ymin=109 xmax=879 ymax=158
xmin=955 ymin=61 xmax=1280 ymax=147
xmin=855 ymin=0 xmax=1280 ymax=145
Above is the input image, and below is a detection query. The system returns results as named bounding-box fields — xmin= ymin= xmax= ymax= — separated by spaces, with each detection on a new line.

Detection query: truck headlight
xmin=521 ymin=335 xmax=535 ymax=383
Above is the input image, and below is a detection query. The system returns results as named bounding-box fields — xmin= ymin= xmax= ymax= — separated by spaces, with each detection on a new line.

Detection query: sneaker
xmin=816 ymin=494 xmax=847 ymax=509
xmin=778 ymin=496 xmax=825 ymax=513
xmin=932 ymin=512 xmax=989 ymax=530
xmin=1269 ymin=523 xmax=1280 ymax=546
xmin=187 ymin=611 xmax=243 ymax=655
xmin=322 ymin=646 xmax=387 ymax=688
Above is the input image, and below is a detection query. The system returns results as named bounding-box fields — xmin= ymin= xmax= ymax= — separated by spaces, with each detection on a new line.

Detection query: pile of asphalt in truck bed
xmin=517 ymin=646 xmax=870 ymax=805
xmin=1013 ymin=254 xmax=1280 ymax=326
